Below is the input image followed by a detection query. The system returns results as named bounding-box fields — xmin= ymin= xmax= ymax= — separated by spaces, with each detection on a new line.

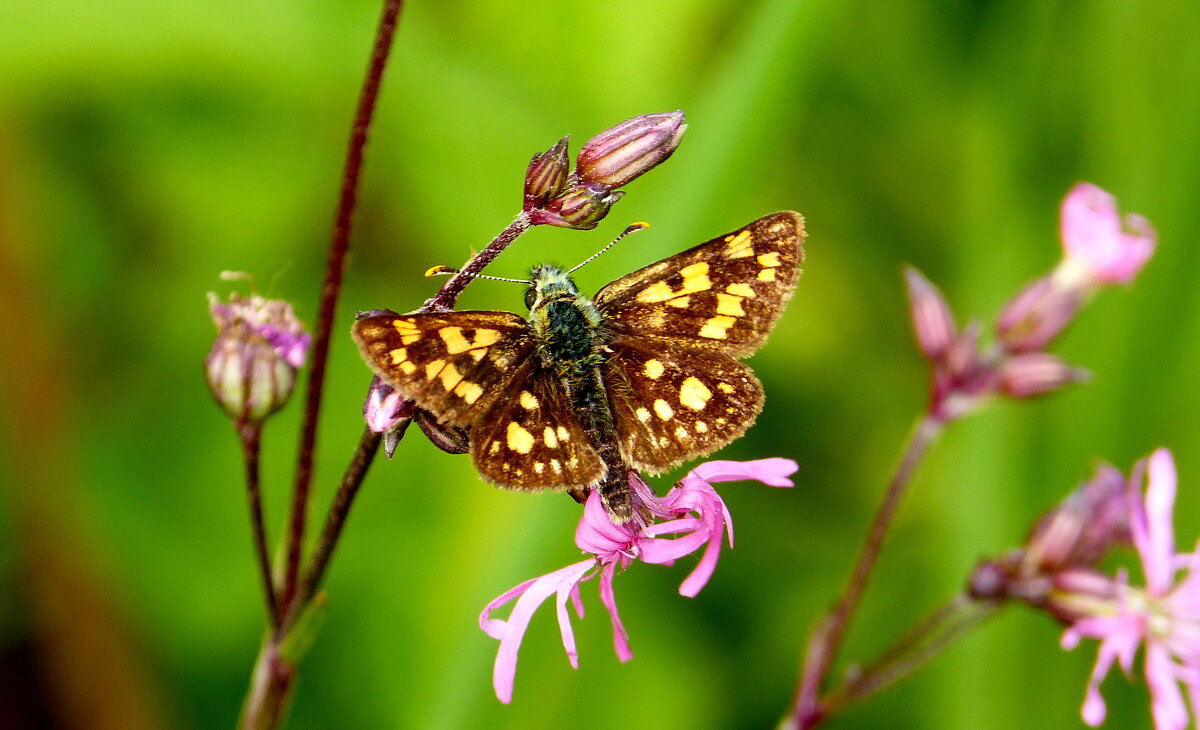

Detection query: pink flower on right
xmin=1058 ymin=182 xmax=1156 ymax=287
xmin=1062 ymin=449 xmax=1200 ymax=730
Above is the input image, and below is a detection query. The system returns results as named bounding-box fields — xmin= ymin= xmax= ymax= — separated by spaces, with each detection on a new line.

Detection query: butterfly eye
xmin=524 ymin=287 xmax=537 ymax=310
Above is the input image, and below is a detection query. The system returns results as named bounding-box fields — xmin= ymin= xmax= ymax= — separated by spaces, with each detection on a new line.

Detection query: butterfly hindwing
xmin=594 ymin=211 xmax=804 ymax=357
xmin=468 ymin=365 xmax=605 ymax=490
xmin=605 ymin=336 xmax=764 ymax=473
xmin=351 ymin=311 xmax=534 ymax=426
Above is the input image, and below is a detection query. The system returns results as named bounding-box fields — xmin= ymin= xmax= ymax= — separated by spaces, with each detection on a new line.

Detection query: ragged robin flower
xmin=479 ymin=458 xmax=796 ymax=703
xmin=206 ymin=280 xmax=310 ymax=425
xmin=1057 ymin=449 xmax=1200 ymax=730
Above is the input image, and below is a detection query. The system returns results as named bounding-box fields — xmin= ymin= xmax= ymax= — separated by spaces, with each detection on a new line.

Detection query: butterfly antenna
xmin=567 ymin=222 xmax=650 ymax=275
xmin=424 ymin=264 xmax=527 ymax=284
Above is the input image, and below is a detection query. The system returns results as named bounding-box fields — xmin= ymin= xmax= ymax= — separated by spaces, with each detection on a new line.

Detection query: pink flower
xmin=1059 ymin=182 xmax=1156 ymax=287
xmin=1062 ymin=449 xmax=1200 ymax=730
xmin=479 ymin=458 xmax=797 ymax=703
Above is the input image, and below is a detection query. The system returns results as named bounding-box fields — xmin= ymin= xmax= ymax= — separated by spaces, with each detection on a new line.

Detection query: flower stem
xmin=238 ymin=420 xmax=280 ymax=629
xmin=815 ymin=594 xmax=999 ymax=723
xmin=791 ymin=413 xmax=943 ymax=728
xmin=281 ymin=0 xmax=405 ymax=615
xmin=239 ymin=638 xmax=296 ymax=730
xmin=422 ymin=213 xmax=532 ymax=312
xmin=288 ymin=428 xmax=382 ymax=627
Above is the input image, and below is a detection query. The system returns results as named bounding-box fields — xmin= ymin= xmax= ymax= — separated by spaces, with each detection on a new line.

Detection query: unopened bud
xmin=523 ymin=136 xmax=569 ymax=211
xmin=206 ymin=285 xmax=310 ymax=425
xmin=364 ymin=375 xmax=414 ymax=434
xmin=576 ymin=111 xmax=686 ymax=188
xmin=903 ymin=266 xmax=956 ymax=360
xmin=529 ymin=182 xmax=624 ymax=230
xmin=995 ymin=276 xmax=1083 ymax=353
xmin=1023 ymin=463 xmax=1129 ymax=575
xmin=998 ymin=353 xmax=1088 ymax=399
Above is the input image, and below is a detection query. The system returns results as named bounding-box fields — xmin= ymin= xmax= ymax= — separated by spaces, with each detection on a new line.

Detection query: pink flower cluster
xmin=1062 ymin=449 xmax=1200 ymax=730
xmin=479 ymin=458 xmax=797 ymax=703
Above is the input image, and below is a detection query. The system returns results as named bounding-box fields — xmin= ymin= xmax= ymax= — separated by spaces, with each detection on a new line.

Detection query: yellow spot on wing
xmin=674 ymin=426 xmax=689 ymax=440
xmin=453 ymin=380 xmax=483 ymax=404
xmin=425 ymin=359 xmax=445 ymax=379
xmin=757 ymin=268 xmax=776 ymax=282
xmin=654 ymin=399 xmax=674 ymax=420
xmin=551 ymin=459 xmax=562 ymax=474
xmin=699 ymin=315 xmax=737 ymax=340
xmin=717 ymin=382 xmax=736 ymax=394
xmin=636 ymin=280 xmax=675 ymax=304
xmin=724 ymin=229 xmax=754 ymax=258
xmin=399 ymin=361 xmax=416 ymax=374
xmin=440 ymin=363 xmax=464 ymax=391
xmin=679 ymin=377 xmax=713 ymax=410
xmin=388 ymin=347 xmax=407 ymax=365
xmin=636 ymin=407 xmax=651 ymax=422
xmin=644 ymin=359 xmax=665 ymax=379
xmin=666 ymin=296 xmax=690 ymax=308
xmin=715 ymin=293 xmax=745 ymax=316
xmin=726 ymin=283 xmax=756 ymax=298
xmin=543 ymin=426 xmax=558 ymax=448
xmin=534 ymin=462 xmax=545 ymax=475
xmin=695 ymin=421 xmax=709 ymax=433
xmin=506 ymin=422 xmax=534 ymax=454
xmin=757 ymin=251 xmax=781 ymax=267
xmin=556 ymin=426 xmax=570 ymax=442
xmin=519 ymin=391 xmax=539 ymax=409
xmin=678 ymin=262 xmax=711 ymax=293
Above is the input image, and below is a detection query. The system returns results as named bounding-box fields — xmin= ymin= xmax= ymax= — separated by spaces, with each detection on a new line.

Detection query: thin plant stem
xmin=422 ymin=212 xmax=532 ymax=312
xmin=289 ymin=428 xmax=382 ymax=626
xmin=281 ymin=0 xmax=405 ymax=616
xmin=817 ymin=594 xmax=999 ymax=721
xmin=238 ymin=420 xmax=280 ymax=629
xmin=792 ymin=413 xmax=943 ymax=728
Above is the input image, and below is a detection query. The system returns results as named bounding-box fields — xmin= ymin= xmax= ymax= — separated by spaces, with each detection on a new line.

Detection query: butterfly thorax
xmin=526 ymin=264 xmax=632 ymax=517
xmin=526 ymin=265 xmax=608 ymax=378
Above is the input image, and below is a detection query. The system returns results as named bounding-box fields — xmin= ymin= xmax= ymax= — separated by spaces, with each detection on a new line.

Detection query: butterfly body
xmin=353 ymin=211 xmax=805 ymax=522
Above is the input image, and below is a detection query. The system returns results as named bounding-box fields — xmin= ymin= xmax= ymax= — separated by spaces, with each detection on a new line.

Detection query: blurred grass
xmin=1 ymin=0 xmax=1198 ymax=728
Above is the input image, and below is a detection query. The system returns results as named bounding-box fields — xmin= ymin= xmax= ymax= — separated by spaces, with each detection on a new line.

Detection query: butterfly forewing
xmin=605 ymin=338 xmax=764 ymax=473
xmin=595 ymin=211 xmax=804 ymax=356
xmin=469 ymin=365 xmax=605 ymax=489
xmin=351 ymin=311 xmax=534 ymax=426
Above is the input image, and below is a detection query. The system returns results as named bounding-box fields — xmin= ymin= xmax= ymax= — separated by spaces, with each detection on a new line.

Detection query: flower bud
xmin=1023 ymin=463 xmax=1130 ymax=574
xmin=997 ymin=352 xmax=1089 ymax=399
xmin=994 ymin=275 xmax=1083 ymax=354
xmin=523 ymin=136 xmax=569 ymax=211
xmin=576 ymin=111 xmax=686 ymax=188
xmin=529 ymin=182 xmax=624 ymax=230
xmin=363 ymin=375 xmax=414 ymax=433
xmin=206 ymin=286 xmax=310 ymax=425
xmin=903 ymin=266 xmax=956 ymax=360
xmin=415 ymin=410 xmax=470 ymax=454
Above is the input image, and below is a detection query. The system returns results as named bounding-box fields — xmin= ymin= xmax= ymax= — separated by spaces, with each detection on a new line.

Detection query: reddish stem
xmin=281 ymin=0 xmax=404 ymax=618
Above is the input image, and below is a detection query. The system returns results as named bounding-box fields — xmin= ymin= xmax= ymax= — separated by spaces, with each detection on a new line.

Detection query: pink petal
xmin=598 ymin=563 xmax=633 ymax=662
xmin=1142 ymin=449 xmax=1179 ymax=596
xmin=1060 ymin=182 xmax=1155 ymax=285
xmin=483 ymin=560 xmax=593 ymax=703
xmin=690 ymin=457 xmax=798 ymax=487
xmin=1145 ymin=644 xmax=1190 ymax=730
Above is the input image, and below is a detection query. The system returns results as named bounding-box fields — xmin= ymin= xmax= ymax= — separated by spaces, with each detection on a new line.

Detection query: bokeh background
xmin=2 ymin=0 xmax=1198 ymax=728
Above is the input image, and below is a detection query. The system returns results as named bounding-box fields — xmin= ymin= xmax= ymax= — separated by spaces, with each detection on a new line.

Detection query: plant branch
xmin=288 ymin=428 xmax=382 ymax=626
xmin=422 ymin=212 xmax=532 ymax=312
xmin=282 ymin=0 xmax=404 ymax=616
xmin=792 ymin=413 xmax=943 ymax=728
xmin=238 ymin=420 xmax=280 ymax=629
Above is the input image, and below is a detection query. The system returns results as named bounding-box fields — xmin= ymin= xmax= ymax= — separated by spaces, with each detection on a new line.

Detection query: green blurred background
xmin=2 ymin=0 xmax=1197 ymax=727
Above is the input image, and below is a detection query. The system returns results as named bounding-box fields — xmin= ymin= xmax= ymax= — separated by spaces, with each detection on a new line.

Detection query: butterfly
xmin=352 ymin=211 xmax=805 ymax=521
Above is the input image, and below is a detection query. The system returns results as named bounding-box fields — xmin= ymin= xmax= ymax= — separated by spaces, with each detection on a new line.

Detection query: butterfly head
xmin=524 ymin=264 xmax=581 ymax=311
